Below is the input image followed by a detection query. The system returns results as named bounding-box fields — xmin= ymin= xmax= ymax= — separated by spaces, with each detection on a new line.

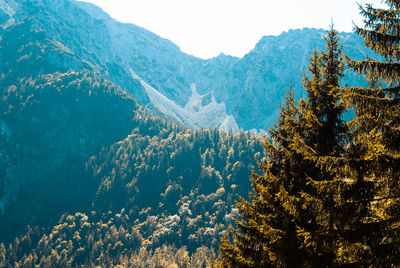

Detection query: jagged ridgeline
xmin=0 ymin=16 xmax=264 ymax=267
xmin=1 ymin=0 xmax=373 ymax=132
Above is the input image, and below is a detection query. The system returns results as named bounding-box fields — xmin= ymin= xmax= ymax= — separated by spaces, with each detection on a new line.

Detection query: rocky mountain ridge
xmin=0 ymin=0 xmax=373 ymax=131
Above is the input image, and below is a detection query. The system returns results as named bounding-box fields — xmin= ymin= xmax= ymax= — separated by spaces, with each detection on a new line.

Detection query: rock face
xmin=216 ymin=29 xmax=371 ymax=130
xmin=1 ymin=0 xmax=372 ymax=132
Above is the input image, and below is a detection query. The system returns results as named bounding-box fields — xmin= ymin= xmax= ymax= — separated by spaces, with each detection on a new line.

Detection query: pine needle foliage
xmin=218 ymin=28 xmax=349 ymax=267
xmin=341 ymin=0 xmax=400 ymax=265
xmin=218 ymin=89 xmax=306 ymax=268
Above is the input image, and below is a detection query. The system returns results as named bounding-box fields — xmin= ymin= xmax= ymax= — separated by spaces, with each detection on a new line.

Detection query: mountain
xmin=0 ymin=0 xmax=241 ymax=132
xmin=0 ymin=11 xmax=264 ymax=262
xmin=216 ymin=28 xmax=371 ymax=129
xmin=0 ymin=0 xmax=378 ymax=265
xmin=1 ymin=0 xmax=373 ymax=132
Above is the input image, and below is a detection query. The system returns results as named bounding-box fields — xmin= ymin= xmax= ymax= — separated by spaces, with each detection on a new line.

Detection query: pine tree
xmin=337 ymin=0 xmax=400 ymax=265
xmin=218 ymin=28 xmax=348 ymax=267
xmin=218 ymin=89 xmax=306 ymax=267
xmin=289 ymin=28 xmax=349 ymax=267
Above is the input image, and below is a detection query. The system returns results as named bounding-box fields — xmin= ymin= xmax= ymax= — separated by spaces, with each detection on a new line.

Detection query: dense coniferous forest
xmin=2 ymin=0 xmax=400 ymax=267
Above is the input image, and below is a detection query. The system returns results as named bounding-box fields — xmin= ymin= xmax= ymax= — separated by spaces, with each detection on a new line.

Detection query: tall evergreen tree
xmin=290 ymin=28 xmax=349 ymax=266
xmin=218 ymin=28 xmax=348 ymax=267
xmin=337 ymin=0 xmax=400 ymax=265
xmin=218 ymin=89 xmax=304 ymax=267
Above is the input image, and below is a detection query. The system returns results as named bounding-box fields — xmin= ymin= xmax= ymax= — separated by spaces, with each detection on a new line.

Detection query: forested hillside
xmin=0 ymin=128 xmax=262 ymax=267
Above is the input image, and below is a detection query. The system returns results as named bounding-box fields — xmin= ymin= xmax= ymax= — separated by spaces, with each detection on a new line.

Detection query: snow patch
xmin=130 ymin=69 xmax=240 ymax=132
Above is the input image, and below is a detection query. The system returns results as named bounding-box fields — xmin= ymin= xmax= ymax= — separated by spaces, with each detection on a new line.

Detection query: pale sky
xmin=81 ymin=0 xmax=385 ymax=59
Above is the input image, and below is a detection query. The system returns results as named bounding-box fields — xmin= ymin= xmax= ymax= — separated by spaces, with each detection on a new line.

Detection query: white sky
xmin=81 ymin=0 xmax=385 ymax=59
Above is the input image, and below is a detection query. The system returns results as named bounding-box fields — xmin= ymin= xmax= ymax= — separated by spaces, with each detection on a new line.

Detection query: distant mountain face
xmin=218 ymin=29 xmax=371 ymax=129
xmin=0 ymin=0 xmax=372 ymax=132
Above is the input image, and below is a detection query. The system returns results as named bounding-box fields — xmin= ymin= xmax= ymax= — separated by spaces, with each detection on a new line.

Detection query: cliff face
xmin=217 ymin=28 xmax=370 ymax=130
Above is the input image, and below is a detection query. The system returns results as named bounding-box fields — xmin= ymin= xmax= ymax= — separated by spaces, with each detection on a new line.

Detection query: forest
xmin=1 ymin=0 xmax=400 ymax=267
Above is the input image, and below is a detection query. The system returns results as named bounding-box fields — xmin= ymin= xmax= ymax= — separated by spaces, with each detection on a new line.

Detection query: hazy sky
xmin=81 ymin=0 xmax=384 ymax=59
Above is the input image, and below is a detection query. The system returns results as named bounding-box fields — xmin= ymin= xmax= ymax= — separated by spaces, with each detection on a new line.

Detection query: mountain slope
xmin=0 ymin=17 xmax=264 ymax=254
xmin=1 ymin=0 xmax=373 ymax=131
xmin=0 ymin=18 xmax=141 ymax=239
